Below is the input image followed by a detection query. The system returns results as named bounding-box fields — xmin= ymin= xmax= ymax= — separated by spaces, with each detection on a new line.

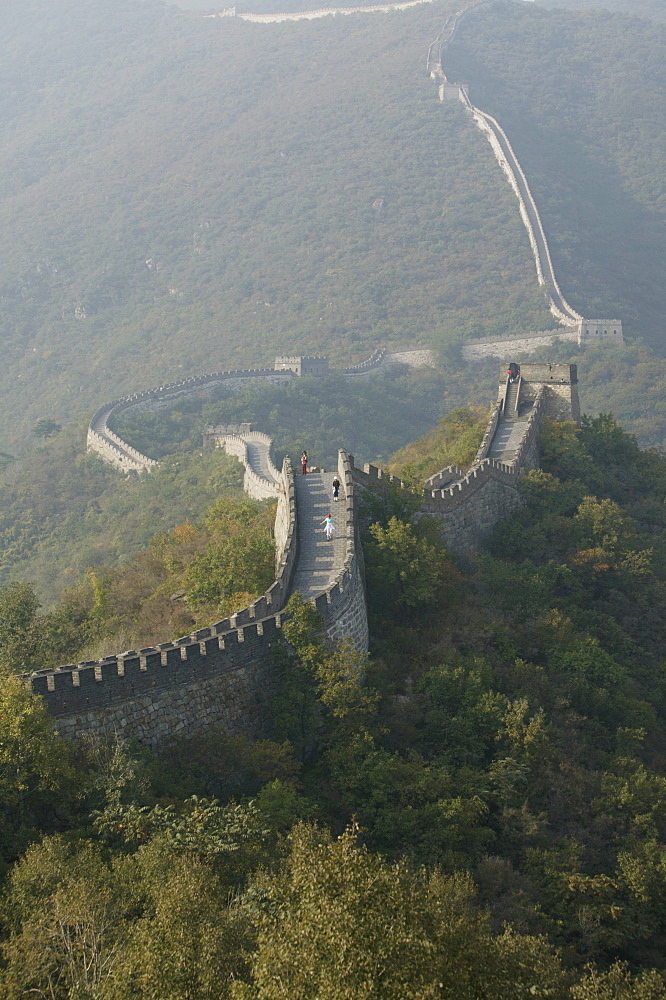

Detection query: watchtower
xmin=500 ymin=363 xmax=580 ymax=423
xmin=274 ymin=356 xmax=329 ymax=376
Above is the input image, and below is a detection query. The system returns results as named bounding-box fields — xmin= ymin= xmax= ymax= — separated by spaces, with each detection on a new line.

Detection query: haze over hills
xmin=1 ymin=0 xmax=664 ymax=456
xmin=536 ymin=0 xmax=666 ymax=22
xmin=443 ymin=1 xmax=666 ymax=345
xmin=0 ymin=0 xmax=546 ymax=452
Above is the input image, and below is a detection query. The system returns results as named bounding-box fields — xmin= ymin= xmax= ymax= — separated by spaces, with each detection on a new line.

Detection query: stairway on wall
xmin=504 ymin=381 xmax=519 ymax=416
xmin=290 ymin=472 xmax=348 ymax=601
xmin=220 ymin=432 xmax=348 ymax=603
xmin=486 ymin=383 xmax=533 ymax=465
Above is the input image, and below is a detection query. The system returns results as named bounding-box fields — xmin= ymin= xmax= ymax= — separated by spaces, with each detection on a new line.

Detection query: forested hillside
xmin=6 ymin=0 xmax=665 ymax=459
xmin=537 ymin=0 xmax=666 ymax=23
xmin=1 ymin=0 xmax=555 ymax=453
xmin=4 ymin=337 xmax=666 ymax=607
xmin=1 ymin=410 xmax=665 ymax=996
xmin=444 ymin=1 xmax=666 ymax=346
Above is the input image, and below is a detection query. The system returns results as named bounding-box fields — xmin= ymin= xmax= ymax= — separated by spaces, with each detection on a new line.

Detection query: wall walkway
xmin=428 ymin=0 xmax=583 ymax=329
xmin=26 ymin=431 xmax=368 ymax=745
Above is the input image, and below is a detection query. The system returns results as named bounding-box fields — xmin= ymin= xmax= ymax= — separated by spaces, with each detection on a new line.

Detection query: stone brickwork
xmin=87 ymin=348 xmax=436 ymax=476
xmin=350 ymin=364 xmax=577 ymax=559
xmin=513 ymin=363 xmax=580 ymax=423
xmin=25 ymin=442 xmax=371 ymax=745
xmin=462 ymin=329 xmax=579 ymax=360
xmin=43 ymin=355 xmax=579 ymax=746
xmin=87 ymin=368 xmax=295 ymax=473
xmin=27 ymin=455 xmax=299 ymax=746
xmin=311 ymin=450 xmax=369 ymax=653
xmin=32 ymin=621 xmax=285 ymax=748
xmin=274 ymin=356 xmax=329 ymax=376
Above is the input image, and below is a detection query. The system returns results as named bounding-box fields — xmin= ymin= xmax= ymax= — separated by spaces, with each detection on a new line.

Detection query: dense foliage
xmin=0 ymin=418 xmax=249 ymax=604
xmin=5 ymin=337 xmax=666 ymax=610
xmin=0 ymin=493 xmax=276 ymax=670
xmin=387 ymin=404 xmax=489 ymax=482
xmin=0 ymin=409 xmax=665 ymax=996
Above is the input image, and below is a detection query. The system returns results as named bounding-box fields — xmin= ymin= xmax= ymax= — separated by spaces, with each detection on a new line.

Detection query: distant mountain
xmin=0 ymin=0 xmax=554 ymax=452
xmin=536 ymin=0 xmax=666 ymax=22
xmin=0 ymin=0 xmax=663 ymax=454
xmin=444 ymin=1 xmax=666 ymax=346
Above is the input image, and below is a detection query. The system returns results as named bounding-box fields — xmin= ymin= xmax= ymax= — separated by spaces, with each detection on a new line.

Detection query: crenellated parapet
xmin=25 ymin=454 xmax=298 ymax=745
xmin=24 ymin=442 xmax=373 ymax=745
xmin=86 ymin=348 xmax=436 ymax=476
xmin=87 ymin=368 xmax=296 ymax=473
xmin=311 ymin=450 xmax=369 ymax=652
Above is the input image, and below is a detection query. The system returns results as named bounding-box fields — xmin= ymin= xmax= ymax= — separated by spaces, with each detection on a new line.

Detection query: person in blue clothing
xmin=321 ymin=513 xmax=334 ymax=540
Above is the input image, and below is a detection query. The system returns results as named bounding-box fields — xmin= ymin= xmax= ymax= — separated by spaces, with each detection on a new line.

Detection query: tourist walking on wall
xmin=332 ymin=475 xmax=340 ymax=502
xmin=301 ymin=451 xmax=308 ymax=475
xmin=321 ymin=513 xmax=334 ymax=540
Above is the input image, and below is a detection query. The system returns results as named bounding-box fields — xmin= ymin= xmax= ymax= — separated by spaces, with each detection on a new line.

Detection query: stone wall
xmin=24 ymin=442 xmax=372 ymax=743
xmin=25 ymin=456 xmax=299 ymax=746
xmin=87 ymin=368 xmax=295 ymax=473
xmin=312 ymin=450 xmax=369 ymax=652
xmin=461 ymin=329 xmax=579 ymax=360
xmin=515 ymin=364 xmax=580 ymax=423
xmin=233 ymin=0 xmax=436 ymax=23
xmin=209 ymin=430 xmax=283 ymax=503
xmin=31 ymin=621 xmax=284 ymax=748
xmin=87 ymin=349 xmax=437 ymax=476
xmin=351 ymin=456 xmax=523 ymax=560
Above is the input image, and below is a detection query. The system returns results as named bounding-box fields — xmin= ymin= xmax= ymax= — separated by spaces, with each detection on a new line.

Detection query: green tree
xmin=0 ymin=581 xmax=40 ymax=671
xmin=113 ymin=850 xmax=252 ymax=1000
xmin=185 ymin=498 xmax=275 ymax=618
xmin=364 ymin=517 xmax=448 ymax=617
xmin=0 ymin=675 xmax=74 ymax=863
xmin=1 ymin=836 xmax=133 ymax=1000
xmin=571 ymin=962 xmax=666 ymax=1000
xmin=32 ymin=418 xmax=62 ymax=439
xmin=234 ymin=823 xmax=567 ymax=1000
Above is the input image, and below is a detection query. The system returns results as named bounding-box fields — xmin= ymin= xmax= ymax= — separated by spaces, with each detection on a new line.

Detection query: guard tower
xmin=499 ymin=363 xmax=580 ymax=423
xmin=274 ymin=356 xmax=329 ymax=376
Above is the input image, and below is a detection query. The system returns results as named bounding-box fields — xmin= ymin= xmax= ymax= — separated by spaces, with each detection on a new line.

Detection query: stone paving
xmin=246 ymin=439 xmax=280 ymax=485
xmin=487 ymin=418 xmax=530 ymax=464
xmin=291 ymin=470 xmax=348 ymax=600
xmin=242 ymin=436 xmax=347 ymax=601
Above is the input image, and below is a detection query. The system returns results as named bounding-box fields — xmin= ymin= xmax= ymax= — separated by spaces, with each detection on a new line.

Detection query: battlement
xmin=578 ymin=319 xmax=623 ymax=343
xmin=274 ymin=356 xmax=329 ymax=376
xmin=26 ymin=455 xmax=299 ymax=746
xmin=25 ymin=442 xmax=372 ymax=745
xmin=504 ymin=363 xmax=580 ymax=423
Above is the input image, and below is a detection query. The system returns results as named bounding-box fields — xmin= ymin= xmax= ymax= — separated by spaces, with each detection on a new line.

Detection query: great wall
xmin=24 ymin=1 xmax=620 ymax=748
xmin=29 ymin=361 xmax=580 ymax=746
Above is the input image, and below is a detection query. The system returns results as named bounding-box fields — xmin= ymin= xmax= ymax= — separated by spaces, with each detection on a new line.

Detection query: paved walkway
xmin=245 ymin=437 xmax=281 ymax=486
xmin=487 ymin=418 xmax=530 ymax=464
xmin=291 ymin=470 xmax=348 ymax=600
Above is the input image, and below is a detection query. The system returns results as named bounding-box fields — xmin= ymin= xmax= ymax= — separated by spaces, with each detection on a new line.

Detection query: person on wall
xmin=508 ymin=362 xmax=520 ymax=383
xmin=321 ymin=513 xmax=334 ymax=540
xmin=301 ymin=451 xmax=308 ymax=475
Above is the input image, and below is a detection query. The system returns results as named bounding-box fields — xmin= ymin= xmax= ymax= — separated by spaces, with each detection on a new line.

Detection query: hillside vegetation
xmin=0 ymin=0 xmax=613 ymax=454
xmin=537 ymin=0 xmax=666 ymax=22
xmin=445 ymin=1 xmax=666 ymax=346
xmin=1 ymin=410 xmax=666 ymax=995
xmin=5 ymin=337 xmax=666 ymax=609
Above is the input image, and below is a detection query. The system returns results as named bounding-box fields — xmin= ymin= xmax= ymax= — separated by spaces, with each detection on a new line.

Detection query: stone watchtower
xmin=274 ymin=356 xmax=329 ymax=376
xmin=501 ymin=363 xmax=580 ymax=424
